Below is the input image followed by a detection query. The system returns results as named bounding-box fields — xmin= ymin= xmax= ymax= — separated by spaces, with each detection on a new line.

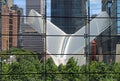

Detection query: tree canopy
xmin=0 ymin=48 xmax=120 ymax=81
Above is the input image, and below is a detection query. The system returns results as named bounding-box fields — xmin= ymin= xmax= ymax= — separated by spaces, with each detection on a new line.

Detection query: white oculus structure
xmin=27 ymin=9 xmax=112 ymax=66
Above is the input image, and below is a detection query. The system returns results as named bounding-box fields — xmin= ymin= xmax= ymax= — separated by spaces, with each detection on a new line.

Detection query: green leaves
xmin=1 ymin=48 xmax=120 ymax=81
xmin=1 ymin=48 xmax=42 ymax=81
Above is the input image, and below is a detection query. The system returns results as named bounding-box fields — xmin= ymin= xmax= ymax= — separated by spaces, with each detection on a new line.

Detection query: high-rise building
xmin=0 ymin=0 xmax=8 ymax=50
xmin=0 ymin=0 xmax=14 ymax=51
xmin=20 ymin=24 xmax=43 ymax=54
xmin=96 ymin=0 xmax=120 ymax=63
xmin=1 ymin=5 xmax=22 ymax=50
xmin=51 ymin=0 xmax=86 ymax=34
xmin=25 ymin=0 xmax=44 ymax=53
xmin=26 ymin=0 xmax=41 ymax=15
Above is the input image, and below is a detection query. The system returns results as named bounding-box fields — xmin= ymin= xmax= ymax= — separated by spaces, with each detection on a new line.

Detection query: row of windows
xmin=117 ymin=1 xmax=120 ymax=34
xmin=9 ymin=13 xmax=13 ymax=47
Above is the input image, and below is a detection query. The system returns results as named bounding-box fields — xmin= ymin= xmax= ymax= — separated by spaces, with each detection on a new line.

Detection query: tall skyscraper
xmin=51 ymin=0 xmax=86 ymax=34
xmin=26 ymin=0 xmax=41 ymax=15
xmin=96 ymin=0 xmax=120 ymax=63
xmin=24 ymin=0 xmax=43 ymax=53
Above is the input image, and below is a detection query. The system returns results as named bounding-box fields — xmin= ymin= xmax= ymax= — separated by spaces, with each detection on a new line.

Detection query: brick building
xmin=1 ymin=5 xmax=22 ymax=50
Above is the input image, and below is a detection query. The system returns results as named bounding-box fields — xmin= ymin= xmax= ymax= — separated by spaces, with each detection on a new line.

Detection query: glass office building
xmin=26 ymin=0 xmax=41 ymax=15
xmin=96 ymin=0 xmax=120 ymax=63
xmin=51 ymin=0 xmax=86 ymax=34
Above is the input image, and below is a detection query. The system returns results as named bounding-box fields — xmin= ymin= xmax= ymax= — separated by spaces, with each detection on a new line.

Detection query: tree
xmin=2 ymin=48 xmax=120 ymax=81
xmin=1 ymin=48 xmax=43 ymax=81
xmin=65 ymin=57 xmax=83 ymax=81
xmin=45 ymin=58 xmax=58 ymax=81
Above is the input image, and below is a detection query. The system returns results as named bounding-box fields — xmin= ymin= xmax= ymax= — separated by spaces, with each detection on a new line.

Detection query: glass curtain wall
xmin=0 ymin=0 xmax=120 ymax=81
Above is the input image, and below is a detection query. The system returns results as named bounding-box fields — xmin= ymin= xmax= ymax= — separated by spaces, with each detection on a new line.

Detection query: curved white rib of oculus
xmin=27 ymin=9 xmax=112 ymax=66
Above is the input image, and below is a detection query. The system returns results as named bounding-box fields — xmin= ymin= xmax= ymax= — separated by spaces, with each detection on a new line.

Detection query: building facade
xmin=1 ymin=5 xmax=22 ymax=50
xmin=25 ymin=0 xmax=44 ymax=53
xmin=20 ymin=24 xmax=43 ymax=54
xmin=0 ymin=0 xmax=9 ymax=50
xmin=95 ymin=0 xmax=120 ymax=63
xmin=26 ymin=0 xmax=41 ymax=15
xmin=51 ymin=0 xmax=86 ymax=34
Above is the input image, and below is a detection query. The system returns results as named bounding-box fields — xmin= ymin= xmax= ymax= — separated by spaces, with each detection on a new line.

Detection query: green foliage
xmin=1 ymin=48 xmax=42 ymax=81
xmin=89 ymin=61 xmax=120 ymax=81
xmin=89 ymin=61 xmax=106 ymax=81
xmin=1 ymin=48 xmax=120 ymax=81
xmin=65 ymin=57 xmax=82 ymax=81
xmin=45 ymin=58 xmax=58 ymax=81
xmin=99 ymin=77 xmax=117 ymax=81
xmin=66 ymin=57 xmax=79 ymax=73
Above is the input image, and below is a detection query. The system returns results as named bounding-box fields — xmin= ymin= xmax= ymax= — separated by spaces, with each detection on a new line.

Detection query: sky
xmin=14 ymin=0 xmax=101 ymax=16
xmin=14 ymin=0 xmax=50 ymax=16
xmin=14 ymin=0 xmax=26 ymax=15
xmin=47 ymin=0 xmax=51 ymax=16
xmin=90 ymin=0 xmax=101 ymax=15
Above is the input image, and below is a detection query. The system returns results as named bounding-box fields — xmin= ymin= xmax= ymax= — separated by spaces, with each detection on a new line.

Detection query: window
xmin=9 ymin=31 xmax=12 ymax=36
xmin=9 ymin=37 xmax=12 ymax=43
xmin=9 ymin=13 xmax=13 ymax=18
xmin=9 ymin=36 xmax=12 ymax=48
xmin=9 ymin=25 xmax=12 ymax=30
xmin=117 ymin=21 xmax=120 ymax=26
xmin=0 ymin=11 xmax=1 ymax=18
